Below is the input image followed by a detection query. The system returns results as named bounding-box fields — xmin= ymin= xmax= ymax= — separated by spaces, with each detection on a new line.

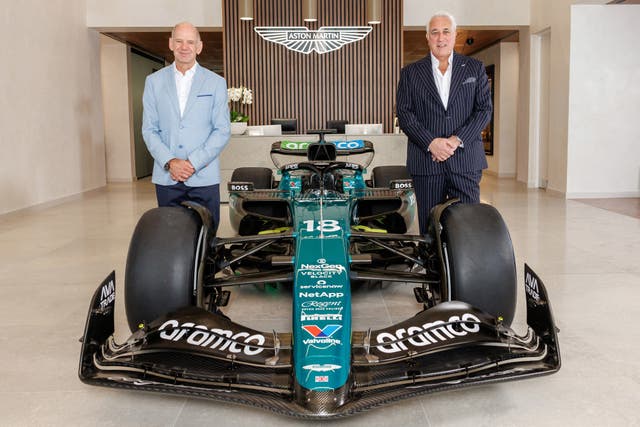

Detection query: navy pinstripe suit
xmin=396 ymin=52 xmax=492 ymax=233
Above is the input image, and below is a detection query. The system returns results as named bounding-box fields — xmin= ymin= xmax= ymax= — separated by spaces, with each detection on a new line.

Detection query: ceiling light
xmin=367 ymin=0 xmax=381 ymax=25
xmin=303 ymin=0 xmax=317 ymax=22
xmin=239 ymin=0 xmax=253 ymax=21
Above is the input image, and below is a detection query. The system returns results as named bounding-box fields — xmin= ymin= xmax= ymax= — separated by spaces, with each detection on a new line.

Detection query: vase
xmin=230 ymin=122 xmax=248 ymax=135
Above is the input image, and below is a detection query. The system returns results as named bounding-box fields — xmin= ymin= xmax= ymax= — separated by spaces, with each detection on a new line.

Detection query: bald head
xmin=170 ymin=22 xmax=203 ymax=72
xmin=172 ymin=22 xmax=201 ymax=42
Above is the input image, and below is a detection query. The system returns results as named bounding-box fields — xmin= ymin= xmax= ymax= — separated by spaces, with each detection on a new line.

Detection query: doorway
xmin=130 ymin=49 xmax=164 ymax=179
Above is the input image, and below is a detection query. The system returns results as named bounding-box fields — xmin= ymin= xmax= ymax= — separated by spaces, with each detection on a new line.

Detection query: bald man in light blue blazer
xmin=142 ymin=22 xmax=230 ymax=229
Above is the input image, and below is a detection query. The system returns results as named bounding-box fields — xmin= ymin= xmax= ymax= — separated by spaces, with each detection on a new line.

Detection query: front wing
xmin=79 ymin=265 xmax=560 ymax=418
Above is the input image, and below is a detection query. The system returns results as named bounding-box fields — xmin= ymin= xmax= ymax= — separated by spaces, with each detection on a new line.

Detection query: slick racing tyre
xmin=231 ymin=167 xmax=274 ymax=189
xmin=371 ymin=166 xmax=411 ymax=188
xmin=439 ymin=203 xmax=517 ymax=325
xmin=125 ymin=206 xmax=204 ymax=332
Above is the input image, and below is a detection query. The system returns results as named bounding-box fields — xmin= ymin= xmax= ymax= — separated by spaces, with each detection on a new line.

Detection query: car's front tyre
xmin=124 ymin=206 xmax=205 ymax=332
xmin=439 ymin=203 xmax=517 ymax=325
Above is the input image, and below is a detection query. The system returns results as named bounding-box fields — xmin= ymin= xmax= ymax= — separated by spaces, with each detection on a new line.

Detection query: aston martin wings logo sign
xmin=254 ymin=26 xmax=372 ymax=54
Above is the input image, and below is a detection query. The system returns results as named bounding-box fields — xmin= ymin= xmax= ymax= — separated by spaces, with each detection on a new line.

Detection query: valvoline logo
xmin=303 ymin=325 xmax=342 ymax=338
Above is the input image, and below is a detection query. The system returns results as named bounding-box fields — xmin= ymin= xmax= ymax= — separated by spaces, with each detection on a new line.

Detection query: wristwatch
xmin=164 ymin=160 xmax=171 ymax=171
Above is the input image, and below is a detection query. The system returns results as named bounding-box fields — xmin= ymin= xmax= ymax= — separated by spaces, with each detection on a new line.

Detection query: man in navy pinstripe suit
xmin=396 ymin=11 xmax=492 ymax=234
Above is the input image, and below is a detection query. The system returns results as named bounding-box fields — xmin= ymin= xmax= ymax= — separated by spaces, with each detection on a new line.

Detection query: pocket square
xmin=462 ymin=77 xmax=476 ymax=85
xmin=197 ymin=93 xmax=213 ymax=97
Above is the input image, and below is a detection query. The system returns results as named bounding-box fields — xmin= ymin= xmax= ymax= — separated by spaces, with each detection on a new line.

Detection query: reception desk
xmin=219 ymin=133 xmax=408 ymax=201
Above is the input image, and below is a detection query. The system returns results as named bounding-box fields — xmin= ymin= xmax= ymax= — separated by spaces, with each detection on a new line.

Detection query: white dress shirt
xmin=430 ymin=51 xmax=453 ymax=110
xmin=173 ymin=62 xmax=197 ymax=117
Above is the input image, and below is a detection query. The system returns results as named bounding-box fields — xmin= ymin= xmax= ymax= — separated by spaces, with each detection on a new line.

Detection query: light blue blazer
xmin=142 ymin=63 xmax=231 ymax=187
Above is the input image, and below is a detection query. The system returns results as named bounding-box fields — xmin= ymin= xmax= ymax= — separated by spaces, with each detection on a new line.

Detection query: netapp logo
xmin=159 ymin=320 xmax=265 ymax=356
xmin=299 ymin=292 xmax=344 ymax=298
xmin=255 ymin=26 xmax=372 ymax=55
xmin=375 ymin=313 xmax=481 ymax=354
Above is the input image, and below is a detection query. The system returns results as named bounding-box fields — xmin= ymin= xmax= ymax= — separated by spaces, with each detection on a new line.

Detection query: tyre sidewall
xmin=440 ymin=203 xmax=517 ymax=325
xmin=124 ymin=206 xmax=202 ymax=332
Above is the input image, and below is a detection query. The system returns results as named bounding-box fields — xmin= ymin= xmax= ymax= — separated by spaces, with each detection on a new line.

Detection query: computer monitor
xmin=326 ymin=119 xmax=349 ymax=134
xmin=271 ymin=118 xmax=298 ymax=134
xmin=344 ymin=123 xmax=383 ymax=135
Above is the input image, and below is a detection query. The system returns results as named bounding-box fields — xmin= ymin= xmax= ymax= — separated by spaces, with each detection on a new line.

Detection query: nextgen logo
xmin=375 ymin=313 xmax=481 ymax=354
xmin=300 ymin=262 xmax=346 ymax=275
xmin=159 ymin=320 xmax=266 ymax=356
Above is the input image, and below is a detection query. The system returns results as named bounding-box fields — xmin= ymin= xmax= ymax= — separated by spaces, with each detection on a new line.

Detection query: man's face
xmin=427 ymin=16 xmax=456 ymax=61
xmin=169 ymin=24 xmax=202 ymax=68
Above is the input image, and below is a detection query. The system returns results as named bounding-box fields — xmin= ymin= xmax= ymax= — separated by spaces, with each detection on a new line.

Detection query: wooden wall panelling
xmin=223 ymin=0 xmax=402 ymax=133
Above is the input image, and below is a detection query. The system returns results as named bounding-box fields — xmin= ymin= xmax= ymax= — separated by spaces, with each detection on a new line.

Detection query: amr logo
xmin=99 ymin=280 xmax=115 ymax=309
xmin=525 ymin=273 xmax=540 ymax=301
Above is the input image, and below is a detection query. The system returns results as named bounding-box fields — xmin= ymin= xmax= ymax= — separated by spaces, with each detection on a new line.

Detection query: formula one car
xmin=79 ymin=133 xmax=560 ymax=418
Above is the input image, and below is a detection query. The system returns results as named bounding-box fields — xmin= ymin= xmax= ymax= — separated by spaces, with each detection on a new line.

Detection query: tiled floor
xmin=1 ymin=176 xmax=639 ymax=426
xmin=573 ymin=198 xmax=640 ymax=219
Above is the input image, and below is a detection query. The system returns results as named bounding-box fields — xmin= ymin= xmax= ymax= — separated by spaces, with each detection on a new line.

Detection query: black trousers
xmin=412 ymin=170 xmax=482 ymax=235
xmin=155 ymin=182 xmax=220 ymax=231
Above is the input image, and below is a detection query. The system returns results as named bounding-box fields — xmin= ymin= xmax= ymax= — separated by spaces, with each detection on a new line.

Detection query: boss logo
xmin=227 ymin=182 xmax=254 ymax=192
xmin=390 ymin=180 xmax=413 ymax=189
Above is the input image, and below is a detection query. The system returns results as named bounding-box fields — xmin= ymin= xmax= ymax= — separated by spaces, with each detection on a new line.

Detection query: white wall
xmin=516 ymin=27 xmax=532 ymax=184
xmin=566 ymin=5 xmax=640 ymax=197
xmin=474 ymin=43 xmax=519 ymax=178
xmin=87 ymin=0 xmax=223 ymax=29
xmin=86 ymin=0 xmax=527 ymax=30
xmin=403 ymin=0 xmax=530 ymax=27
xmin=0 ymin=0 xmax=105 ymax=215
xmin=528 ymin=0 xmax=573 ymax=194
xmin=497 ymin=43 xmax=519 ymax=178
xmin=100 ymin=36 xmax=135 ymax=182
xmin=473 ymin=45 xmax=501 ymax=174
